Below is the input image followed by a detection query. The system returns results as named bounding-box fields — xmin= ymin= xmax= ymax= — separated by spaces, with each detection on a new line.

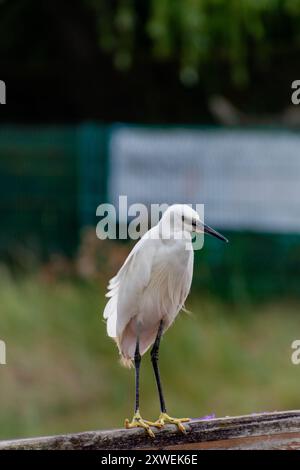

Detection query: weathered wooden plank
xmin=0 ymin=411 xmax=300 ymax=450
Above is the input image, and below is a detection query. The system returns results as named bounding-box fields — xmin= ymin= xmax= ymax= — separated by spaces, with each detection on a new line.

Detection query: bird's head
xmin=160 ymin=204 xmax=228 ymax=243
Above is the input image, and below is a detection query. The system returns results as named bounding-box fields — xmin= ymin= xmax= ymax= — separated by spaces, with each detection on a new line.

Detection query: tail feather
xmin=120 ymin=356 xmax=133 ymax=368
xmin=103 ymin=296 xmax=117 ymax=320
xmin=114 ymin=337 xmax=133 ymax=368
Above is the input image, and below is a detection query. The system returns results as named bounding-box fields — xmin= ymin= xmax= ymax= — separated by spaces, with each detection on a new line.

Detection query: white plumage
xmin=104 ymin=204 xmax=199 ymax=366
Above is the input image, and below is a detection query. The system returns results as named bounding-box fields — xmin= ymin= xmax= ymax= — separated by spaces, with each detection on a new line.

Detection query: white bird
xmin=103 ymin=204 xmax=228 ymax=436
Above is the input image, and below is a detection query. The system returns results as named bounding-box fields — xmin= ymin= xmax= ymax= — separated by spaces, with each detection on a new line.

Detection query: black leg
xmin=151 ymin=320 xmax=167 ymax=413
xmin=125 ymin=327 xmax=161 ymax=437
xmin=134 ymin=335 xmax=141 ymax=413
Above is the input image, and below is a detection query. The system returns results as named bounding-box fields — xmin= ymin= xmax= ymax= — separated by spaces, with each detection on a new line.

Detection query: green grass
xmin=0 ymin=271 xmax=300 ymax=439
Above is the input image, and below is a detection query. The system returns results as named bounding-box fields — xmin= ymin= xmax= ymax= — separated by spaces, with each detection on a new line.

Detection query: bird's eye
xmin=192 ymin=219 xmax=197 ymax=227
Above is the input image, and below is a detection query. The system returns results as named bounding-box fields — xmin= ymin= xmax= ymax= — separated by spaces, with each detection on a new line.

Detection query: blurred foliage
xmin=88 ymin=0 xmax=300 ymax=86
xmin=0 ymin=0 xmax=298 ymax=121
xmin=1 ymin=270 xmax=300 ymax=439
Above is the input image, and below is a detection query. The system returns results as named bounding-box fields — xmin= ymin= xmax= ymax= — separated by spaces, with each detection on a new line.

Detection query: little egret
xmin=103 ymin=204 xmax=228 ymax=436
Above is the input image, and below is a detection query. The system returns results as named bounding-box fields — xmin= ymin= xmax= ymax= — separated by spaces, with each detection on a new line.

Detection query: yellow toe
xmin=156 ymin=413 xmax=190 ymax=433
xmin=124 ymin=412 xmax=156 ymax=437
xmin=144 ymin=419 xmax=163 ymax=428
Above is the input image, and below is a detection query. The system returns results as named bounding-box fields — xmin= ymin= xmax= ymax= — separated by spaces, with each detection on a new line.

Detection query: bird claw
xmin=125 ymin=411 xmax=160 ymax=437
xmin=154 ymin=412 xmax=190 ymax=433
xmin=143 ymin=419 xmax=163 ymax=429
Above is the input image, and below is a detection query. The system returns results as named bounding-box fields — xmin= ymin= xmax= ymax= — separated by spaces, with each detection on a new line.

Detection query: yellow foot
xmin=154 ymin=412 xmax=190 ymax=433
xmin=125 ymin=411 xmax=162 ymax=437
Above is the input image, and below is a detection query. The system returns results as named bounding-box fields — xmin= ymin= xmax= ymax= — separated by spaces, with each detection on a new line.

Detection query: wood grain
xmin=1 ymin=411 xmax=300 ymax=450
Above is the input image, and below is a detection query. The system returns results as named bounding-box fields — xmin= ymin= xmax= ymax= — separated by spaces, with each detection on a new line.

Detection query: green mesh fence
xmin=0 ymin=126 xmax=78 ymax=257
xmin=0 ymin=123 xmax=300 ymax=300
xmin=0 ymin=123 xmax=109 ymax=258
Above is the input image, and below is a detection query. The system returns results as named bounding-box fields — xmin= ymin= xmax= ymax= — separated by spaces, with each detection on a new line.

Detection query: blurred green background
xmin=1 ymin=0 xmax=300 ymax=440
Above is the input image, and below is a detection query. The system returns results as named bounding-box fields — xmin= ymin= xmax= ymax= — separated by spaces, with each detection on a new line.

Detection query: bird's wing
xmin=179 ymin=249 xmax=194 ymax=311
xmin=103 ymin=228 xmax=157 ymax=338
xmin=150 ymin=245 xmax=194 ymax=328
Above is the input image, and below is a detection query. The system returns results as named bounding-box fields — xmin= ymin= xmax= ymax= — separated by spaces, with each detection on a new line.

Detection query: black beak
xmin=204 ymin=223 xmax=228 ymax=243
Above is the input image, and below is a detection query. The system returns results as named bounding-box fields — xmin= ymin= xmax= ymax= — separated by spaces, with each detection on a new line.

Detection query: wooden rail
xmin=1 ymin=411 xmax=300 ymax=450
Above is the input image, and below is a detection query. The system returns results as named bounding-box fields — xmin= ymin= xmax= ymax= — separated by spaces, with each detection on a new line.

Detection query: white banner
xmin=109 ymin=127 xmax=300 ymax=232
